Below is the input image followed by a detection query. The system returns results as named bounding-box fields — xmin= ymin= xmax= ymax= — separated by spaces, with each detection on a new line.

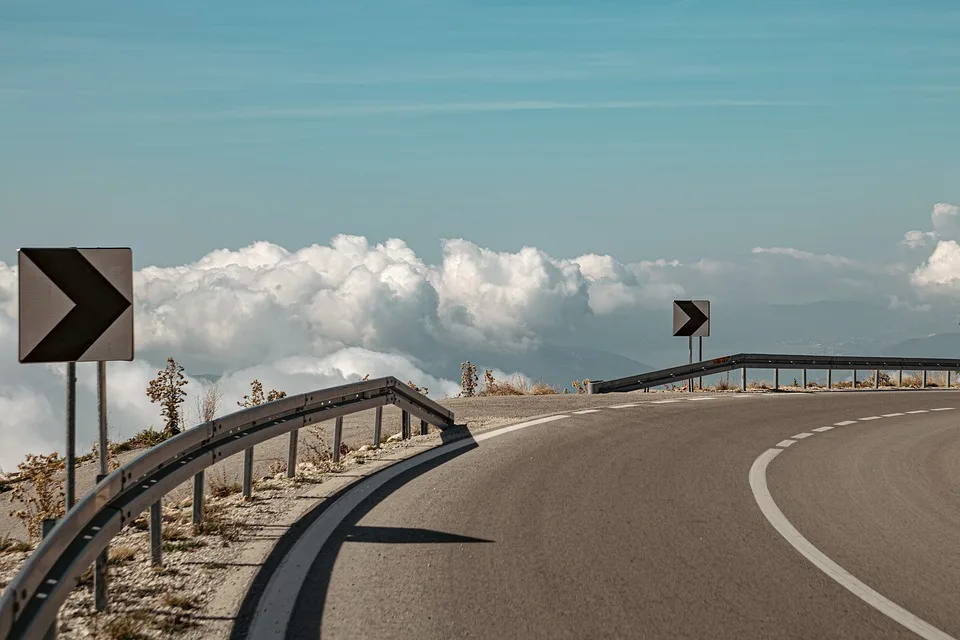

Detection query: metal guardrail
xmin=587 ymin=353 xmax=960 ymax=394
xmin=0 ymin=376 xmax=455 ymax=640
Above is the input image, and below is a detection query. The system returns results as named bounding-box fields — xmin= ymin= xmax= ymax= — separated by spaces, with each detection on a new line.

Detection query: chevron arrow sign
xmin=673 ymin=300 xmax=710 ymax=337
xmin=18 ymin=248 xmax=134 ymax=363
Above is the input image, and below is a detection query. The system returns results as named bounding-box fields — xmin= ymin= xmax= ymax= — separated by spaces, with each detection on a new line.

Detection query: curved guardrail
xmin=0 ymin=376 xmax=455 ymax=640
xmin=588 ymin=353 xmax=960 ymax=394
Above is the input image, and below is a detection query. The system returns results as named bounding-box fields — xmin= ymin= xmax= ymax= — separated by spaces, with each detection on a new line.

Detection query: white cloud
xmin=751 ymin=246 xmax=860 ymax=268
xmin=888 ymin=295 xmax=931 ymax=312
xmin=931 ymin=203 xmax=960 ymax=239
xmin=902 ymin=230 xmax=938 ymax=249
xmin=0 ymin=220 xmax=952 ymax=470
xmin=911 ymin=240 xmax=960 ymax=292
xmin=0 ymin=236 xmax=679 ymax=469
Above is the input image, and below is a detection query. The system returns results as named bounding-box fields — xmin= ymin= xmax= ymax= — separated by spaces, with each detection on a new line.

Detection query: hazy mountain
xmin=882 ymin=332 xmax=960 ymax=359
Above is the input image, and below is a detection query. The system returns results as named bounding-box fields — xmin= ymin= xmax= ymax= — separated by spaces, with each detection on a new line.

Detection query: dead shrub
xmin=8 ymin=452 xmax=65 ymax=541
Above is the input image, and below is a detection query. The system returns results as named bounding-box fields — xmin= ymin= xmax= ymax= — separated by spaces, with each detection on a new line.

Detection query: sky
xmin=1 ymin=0 xmax=960 ymax=468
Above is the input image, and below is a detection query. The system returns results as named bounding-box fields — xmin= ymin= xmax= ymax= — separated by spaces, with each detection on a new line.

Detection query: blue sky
xmin=2 ymin=0 xmax=959 ymax=268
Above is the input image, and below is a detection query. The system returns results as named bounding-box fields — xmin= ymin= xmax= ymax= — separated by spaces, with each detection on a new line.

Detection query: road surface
xmin=246 ymin=391 xmax=960 ymax=639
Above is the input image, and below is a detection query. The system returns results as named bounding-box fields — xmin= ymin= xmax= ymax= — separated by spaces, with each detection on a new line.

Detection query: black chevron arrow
xmin=674 ymin=300 xmax=708 ymax=336
xmin=22 ymin=249 xmax=131 ymax=363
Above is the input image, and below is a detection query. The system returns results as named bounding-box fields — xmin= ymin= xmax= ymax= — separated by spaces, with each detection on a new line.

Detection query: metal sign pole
xmin=688 ymin=336 xmax=693 ymax=392
xmin=94 ymin=361 xmax=109 ymax=611
xmin=65 ymin=362 xmax=76 ymax=510
xmin=699 ymin=336 xmax=703 ymax=390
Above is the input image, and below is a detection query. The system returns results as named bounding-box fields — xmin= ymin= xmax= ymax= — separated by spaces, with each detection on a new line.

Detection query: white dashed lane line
xmin=572 ymin=409 xmax=601 ymax=415
xmin=650 ymin=400 xmax=679 ymax=404
xmin=609 ymin=403 xmax=639 ymax=409
xmin=751 ymin=405 xmax=958 ymax=640
xmin=688 ymin=397 xmax=716 ymax=401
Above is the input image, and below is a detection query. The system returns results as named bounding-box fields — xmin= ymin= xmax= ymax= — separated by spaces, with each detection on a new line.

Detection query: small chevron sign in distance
xmin=18 ymin=247 xmax=134 ymax=363
xmin=673 ymin=299 xmax=710 ymax=337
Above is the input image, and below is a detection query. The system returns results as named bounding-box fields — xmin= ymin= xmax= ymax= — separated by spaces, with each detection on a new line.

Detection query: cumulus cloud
xmin=906 ymin=203 xmax=960 ymax=299
xmin=902 ymin=230 xmax=937 ymax=249
xmin=931 ymin=203 xmax=960 ymax=239
xmin=0 ymin=235 xmax=682 ymax=470
xmin=911 ymin=240 xmax=960 ymax=292
xmin=0 ymin=221 xmax=951 ymax=470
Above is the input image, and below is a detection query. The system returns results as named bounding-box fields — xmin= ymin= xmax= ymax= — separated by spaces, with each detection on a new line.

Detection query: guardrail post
xmin=287 ymin=430 xmax=298 ymax=478
xmin=898 ymin=369 xmax=903 ymax=387
xmin=853 ymin=369 xmax=857 ymax=389
xmin=373 ymin=406 xmax=383 ymax=448
xmin=827 ymin=369 xmax=832 ymax=389
xmin=150 ymin=501 xmax=162 ymax=566
xmin=922 ymin=370 xmax=927 ymax=388
xmin=875 ymin=370 xmax=880 ymax=389
xmin=741 ymin=368 xmax=747 ymax=391
xmin=192 ymin=471 xmax=204 ymax=526
xmin=401 ymin=410 xmax=411 ymax=439
xmin=948 ymin=371 xmax=952 ymax=389
xmin=802 ymin=369 xmax=807 ymax=389
xmin=774 ymin=368 xmax=779 ymax=390
xmin=333 ymin=416 xmax=343 ymax=462
xmin=420 ymin=419 xmax=428 ymax=436
xmin=242 ymin=447 xmax=254 ymax=499
xmin=42 ymin=518 xmax=58 ymax=640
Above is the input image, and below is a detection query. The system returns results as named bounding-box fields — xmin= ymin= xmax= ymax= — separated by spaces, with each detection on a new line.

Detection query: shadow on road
xmin=230 ymin=425 xmax=480 ymax=640
xmin=344 ymin=525 xmax=493 ymax=544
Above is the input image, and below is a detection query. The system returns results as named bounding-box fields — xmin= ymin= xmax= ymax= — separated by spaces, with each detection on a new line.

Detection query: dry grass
xmin=193 ymin=504 xmax=241 ymax=542
xmin=208 ymin=468 xmax=242 ymax=498
xmin=110 ymin=544 xmax=137 ymax=564
xmin=0 ymin=535 xmax=32 ymax=553
xmin=478 ymin=370 xmax=559 ymax=396
xmin=100 ymin=613 xmax=152 ymax=640
xmin=161 ymin=590 xmax=200 ymax=611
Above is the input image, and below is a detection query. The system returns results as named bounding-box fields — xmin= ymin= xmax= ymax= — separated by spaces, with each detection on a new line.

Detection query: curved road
xmin=248 ymin=392 xmax=960 ymax=639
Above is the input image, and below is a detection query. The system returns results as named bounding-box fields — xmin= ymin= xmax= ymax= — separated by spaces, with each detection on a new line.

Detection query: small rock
xmin=387 ymin=433 xmax=403 ymax=443
xmin=358 ymin=445 xmax=372 ymax=453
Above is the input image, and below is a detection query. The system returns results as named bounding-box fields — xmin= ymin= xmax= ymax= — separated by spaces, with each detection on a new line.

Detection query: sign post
xmin=18 ymin=247 xmax=134 ymax=615
xmin=673 ymin=300 xmax=711 ymax=392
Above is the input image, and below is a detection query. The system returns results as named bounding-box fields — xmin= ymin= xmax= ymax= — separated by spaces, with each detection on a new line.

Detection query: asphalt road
xmin=250 ymin=391 xmax=960 ymax=639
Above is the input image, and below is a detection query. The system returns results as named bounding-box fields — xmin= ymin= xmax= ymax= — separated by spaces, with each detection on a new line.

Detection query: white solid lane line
xmin=609 ymin=403 xmax=639 ymax=409
xmin=834 ymin=420 xmax=858 ymax=426
xmin=776 ymin=440 xmax=796 ymax=448
xmin=812 ymin=426 xmax=834 ymax=432
xmin=248 ymin=413 xmax=570 ymax=639
xmin=572 ymin=409 xmax=601 ymax=415
xmin=750 ymin=449 xmax=956 ymax=640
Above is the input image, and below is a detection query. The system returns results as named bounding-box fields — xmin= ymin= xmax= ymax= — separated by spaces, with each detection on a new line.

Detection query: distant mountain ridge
xmin=882 ymin=332 xmax=960 ymax=359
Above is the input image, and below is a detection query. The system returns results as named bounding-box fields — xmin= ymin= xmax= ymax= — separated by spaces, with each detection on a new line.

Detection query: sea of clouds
xmin=0 ymin=203 xmax=956 ymax=470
